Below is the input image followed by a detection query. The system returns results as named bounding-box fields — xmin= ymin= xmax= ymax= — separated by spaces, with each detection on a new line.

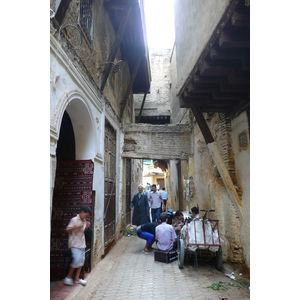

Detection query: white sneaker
xmin=74 ymin=279 xmax=87 ymax=286
xmin=64 ymin=277 xmax=74 ymax=286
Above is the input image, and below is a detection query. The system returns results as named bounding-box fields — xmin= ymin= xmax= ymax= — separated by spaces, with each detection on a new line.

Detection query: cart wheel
xmin=215 ymin=246 xmax=223 ymax=271
xmin=178 ymin=239 xmax=184 ymax=269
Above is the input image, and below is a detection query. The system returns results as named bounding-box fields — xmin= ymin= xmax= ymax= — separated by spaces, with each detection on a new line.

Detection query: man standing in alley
xmin=155 ymin=213 xmax=177 ymax=251
xmin=149 ymin=184 xmax=163 ymax=223
xmin=64 ymin=206 xmax=92 ymax=286
xmin=130 ymin=184 xmax=150 ymax=226
xmin=160 ymin=187 xmax=168 ymax=212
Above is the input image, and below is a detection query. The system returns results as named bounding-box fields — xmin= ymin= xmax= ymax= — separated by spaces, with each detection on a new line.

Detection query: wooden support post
xmin=207 ymin=142 xmax=243 ymax=222
xmin=100 ymin=5 xmax=132 ymax=92
xmin=191 ymin=106 xmax=214 ymax=144
xmin=137 ymin=93 xmax=147 ymax=123
xmin=191 ymin=106 xmax=243 ymax=223
xmin=120 ymin=56 xmax=142 ymax=119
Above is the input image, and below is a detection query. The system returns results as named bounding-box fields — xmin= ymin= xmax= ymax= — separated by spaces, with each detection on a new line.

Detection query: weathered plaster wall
xmin=131 ymin=159 xmax=144 ymax=200
xmin=168 ymin=112 xmax=250 ymax=267
xmin=54 ymin=0 xmax=132 ymax=120
xmin=231 ymin=111 xmax=250 ymax=267
xmin=50 ymin=0 xmax=133 ymax=267
xmin=169 ymin=45 xmax=188 ymax=125
xmin=134 ymin=48 xmax=171 ymax=118
xmin=174 ymin=0 xmax=230 ymax=92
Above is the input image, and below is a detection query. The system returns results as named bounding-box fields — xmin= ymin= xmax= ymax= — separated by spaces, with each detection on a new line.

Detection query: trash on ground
xmin=225 ymin=272 xmax=236 ymax=280
xmin=123 ymin=224 xmax=137 ymax=236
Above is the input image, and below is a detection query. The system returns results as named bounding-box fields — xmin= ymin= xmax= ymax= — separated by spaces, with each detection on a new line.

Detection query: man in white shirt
xmin=149 ymin=184 xmax=163 ymax=223
xmin=155 ymin=213 xmax=177 ymax=251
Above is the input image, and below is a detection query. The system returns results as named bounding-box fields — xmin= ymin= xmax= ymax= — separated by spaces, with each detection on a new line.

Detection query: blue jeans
xmin=138 ymin=232 xmax=155 ymax=245
xmin=151 ymin=207 xmax=161 ymax=223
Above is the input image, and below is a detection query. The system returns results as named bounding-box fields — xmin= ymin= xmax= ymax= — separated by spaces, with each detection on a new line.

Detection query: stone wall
xmin=134 ymin=48 xmax=171 ymax=118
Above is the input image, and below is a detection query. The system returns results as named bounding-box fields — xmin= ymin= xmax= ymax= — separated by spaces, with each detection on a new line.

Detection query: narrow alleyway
xmin=51 ymin=235 xmax=250 ymax=300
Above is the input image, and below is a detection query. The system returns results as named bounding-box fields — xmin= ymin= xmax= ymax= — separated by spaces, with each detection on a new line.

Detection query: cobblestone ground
xmin=66 ymin=235 xmax=250 ymax=300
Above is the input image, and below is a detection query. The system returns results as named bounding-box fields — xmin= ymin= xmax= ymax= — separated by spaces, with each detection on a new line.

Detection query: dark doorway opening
xmin=56 ymin=111 xmax=75 ymax=161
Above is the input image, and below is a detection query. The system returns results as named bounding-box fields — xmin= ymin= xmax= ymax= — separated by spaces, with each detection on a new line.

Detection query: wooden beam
xmin=179 ymin=97 xmax=231 ymax=111
xmin=100 ymin=5 xmax=132 ymax=92
xmin=207 ymin=142 xmax=244 ymax=222
xmin=191 ymin=106 xmax=214 ymax=144
xmin=120 ymin=56 xmax=142 ymax=118
xmin=199 ymin=58 xmax=234 ymax=77
xmin=220 ymin=81 xmax=250 ymax=93
xmin=191 ymin=106 xmax=244 ymax=222
xmin=219 ymin=30 xmax=250 ymax=49
xmin=184 ymin=90 xmax=212 ymax=100
xmin=231 ymin=11 xmax=250 ymax=28
xmin=137 ymin=93 xmax=147 ymax=123
xmin=187 ymin=81 xmax=220 ymax=94
xmin=228 ymin=69 xmax=250 ymax=85
xmin=193 ymin=75 xmax=224 ymax=85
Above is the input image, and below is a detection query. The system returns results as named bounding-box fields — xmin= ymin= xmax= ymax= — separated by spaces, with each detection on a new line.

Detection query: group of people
xmin=130 ymin=184 xmax=201 ymax=255
xmin=135 ymin=207 xmax=200 ymax=255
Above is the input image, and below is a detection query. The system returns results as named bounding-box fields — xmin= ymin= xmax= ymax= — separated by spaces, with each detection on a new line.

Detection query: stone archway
xmin=50 ymin=95 xmax=97 ymax=280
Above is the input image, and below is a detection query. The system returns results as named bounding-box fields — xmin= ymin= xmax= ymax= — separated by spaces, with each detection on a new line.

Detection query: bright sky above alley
xmin=144 ymin=0 xmax=175 ymax=49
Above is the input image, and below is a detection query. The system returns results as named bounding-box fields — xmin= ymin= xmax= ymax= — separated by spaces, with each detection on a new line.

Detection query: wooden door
xmin=125 ymin=158 xmax=131 ymax=224
xmin=104 ymin=120 xmax=116 ymax=247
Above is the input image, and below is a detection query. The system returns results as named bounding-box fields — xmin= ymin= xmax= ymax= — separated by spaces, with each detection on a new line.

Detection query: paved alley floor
xmin=65 ymin=235 xmax=250 ymax=300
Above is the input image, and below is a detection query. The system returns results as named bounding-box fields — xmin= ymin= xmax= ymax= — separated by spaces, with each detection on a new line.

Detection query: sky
xmin=143 ymin=0 xmax=175 ymax=49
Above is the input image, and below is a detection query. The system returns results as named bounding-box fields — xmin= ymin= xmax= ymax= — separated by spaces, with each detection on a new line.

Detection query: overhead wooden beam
xmin=219 ymin=30 xmax=250 ymax=49
xmin=191 ymin=106 xmax=244 ymax=222
xmin=120 ymin=56 xmax=142 ymax=118
xmin=187 ymin=81 xmax=220 ymax=94
xmin=184 ymin=90 xmax=212 ymax=100
xmin=228 ymin=69 xmax=250 ymax=85
xmin=100 ymin=5 xmax=132 ymax=92
xmin=209 ymin=47 xmax=244 ymax=61
xmin=220 ymin=81 xmax=250 ymax=93
xmin=231 ymin=11 xmax=250 ymax=28
xmin=137 ymin=93 xmax=147 ymax=123
xmin=199 ymin=58 xmax=234 ymax=77
xmin=179 ymin=96 xmax=218 ymax=110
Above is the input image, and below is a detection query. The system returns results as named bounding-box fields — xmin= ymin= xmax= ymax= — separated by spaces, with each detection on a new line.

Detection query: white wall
xmin=50 ymin=35 xmax=124 ymax=263
xmin=174 ymin=0 xmax=230 ymax=93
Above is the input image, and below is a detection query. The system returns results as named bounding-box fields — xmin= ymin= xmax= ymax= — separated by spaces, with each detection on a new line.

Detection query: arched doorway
xmin=50 ymin=100 xmax=96 ymax=281
xmin=56 ymin=111 xmax=75 ymax=161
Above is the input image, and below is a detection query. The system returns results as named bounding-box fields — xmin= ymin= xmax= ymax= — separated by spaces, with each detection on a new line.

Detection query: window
xmin=80 ymin=0 xmax=93 ymax=44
